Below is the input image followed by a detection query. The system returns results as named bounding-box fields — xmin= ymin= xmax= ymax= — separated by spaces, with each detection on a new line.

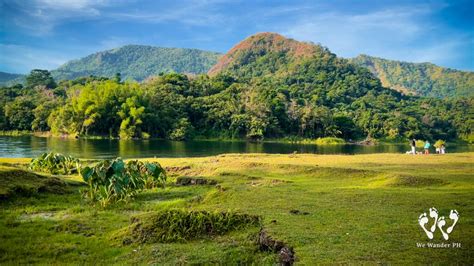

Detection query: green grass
xmin=0 ymin=153 xmax=473 ymax=264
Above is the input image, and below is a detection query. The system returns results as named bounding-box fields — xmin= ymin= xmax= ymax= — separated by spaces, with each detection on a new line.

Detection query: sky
xmin=0 ymin=0 xmax=473 ymax=74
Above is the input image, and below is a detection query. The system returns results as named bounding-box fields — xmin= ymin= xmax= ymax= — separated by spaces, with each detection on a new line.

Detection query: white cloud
xmin=3 ymin=0 xmax=111 ymax=35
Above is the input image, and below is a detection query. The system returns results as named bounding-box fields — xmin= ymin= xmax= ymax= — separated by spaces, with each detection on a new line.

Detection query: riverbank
xmin=1 ymin=153 xmax=473 ymax=264
xmin=2 ymin=131 xmax=471 ymax=145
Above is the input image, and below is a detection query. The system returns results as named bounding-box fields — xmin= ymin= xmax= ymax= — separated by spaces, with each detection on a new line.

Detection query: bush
xmin=315 ymin=137 xmax=345 ymax=145
xmin=80 ymin=158 xmax=166 ymax=206
xmin=124 ymin=209 xmax=261 ymax=243
xmin=29 ymin=152 xmax=79 ymax=175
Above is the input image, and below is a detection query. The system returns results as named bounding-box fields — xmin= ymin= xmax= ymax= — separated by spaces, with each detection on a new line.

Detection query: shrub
xmin=80 ymin=158 xmax=166 ymax=206
xmin=315 ymin=137 xmax=345 ymax=145
xmin=124 ymin=209 xmax=261 ymax=243
xmin=29 ymin=152 xmax=79 ymax=174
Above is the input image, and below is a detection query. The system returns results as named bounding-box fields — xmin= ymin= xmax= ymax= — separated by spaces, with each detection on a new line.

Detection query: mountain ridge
xmin=350 ymin=54 xmax=473 ymax=98
xmin=51 ymin=44 xmax=222 ymax=81
xmin=1 ymin=35 xmax=472 ymax=98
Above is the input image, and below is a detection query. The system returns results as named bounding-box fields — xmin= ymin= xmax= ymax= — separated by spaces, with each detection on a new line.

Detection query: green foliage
xmin=463 ymin=133 xmax=474 ymax=144
xmin=4 ymin=97 xmax=35 ymax=130
xmin=25 ymin=69 xmax=57 ymax=89
xmin=80 ymin=158 xmax=166 ymax=206
xmin=314 ymin=137 xmax=345 ymax=145
xmin=29 ymin=152 xmax=79 ymax=175
xmin=118 ymin=96 xmax=146 ymax=139
xmin=169 ymin=118 xmax=194 ymax=141
xmin=126 ymin=209 xmax=261 ymax=243
xmin=351 ymin=55 xmax=474 ymax=98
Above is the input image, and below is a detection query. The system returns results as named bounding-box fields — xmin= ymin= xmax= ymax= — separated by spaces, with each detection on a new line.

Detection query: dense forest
xmin=1 ymin=33 xmax=472 ymax=142
xmin=351 ymin=55 xmax=474 ymax=98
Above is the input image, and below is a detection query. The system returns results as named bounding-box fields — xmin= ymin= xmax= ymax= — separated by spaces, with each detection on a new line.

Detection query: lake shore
xmin=1 ymin=130 xmax=471 ymax=145
xmin=1 ymin=153 xmax=473 ymax=264
xmin=1 ymin=135 xmax=473 ymax=159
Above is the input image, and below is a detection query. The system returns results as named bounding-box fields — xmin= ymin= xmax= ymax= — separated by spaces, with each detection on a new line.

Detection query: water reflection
xmin=0 ymin=136 xmax=472 ymax=159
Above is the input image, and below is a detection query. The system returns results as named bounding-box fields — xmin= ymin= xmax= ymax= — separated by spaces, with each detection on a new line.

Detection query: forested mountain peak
xmin=350 ymin=54 xmax=474 ymax=98
xmin=51 ymin=45 xmax=222 ymax=81
xmin=208 ymin=32 xmax=319 ymax=76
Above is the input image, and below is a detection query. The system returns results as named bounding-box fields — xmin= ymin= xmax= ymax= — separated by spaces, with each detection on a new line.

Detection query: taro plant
xmin=29 ymin=152 xmax=80 ymax=175
xmin=80 ymin=158 xmax=166 ymax=206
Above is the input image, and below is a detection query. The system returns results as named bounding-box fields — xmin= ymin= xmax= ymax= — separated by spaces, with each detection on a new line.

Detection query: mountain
xmin=51 ymin=45 xmax=222 ymax=81
xmin=350 ymin=55 xmax=474 ymax=98
xmin=208 ymin=32 xmax=318 ymax=77
xmin=0 ymin=72 xmax=25 ymax=86
xmin=206 ymin=32 xmax=388 ymax=101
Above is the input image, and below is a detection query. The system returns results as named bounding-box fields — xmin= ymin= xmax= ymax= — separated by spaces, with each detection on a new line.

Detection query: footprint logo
xmin=447 ymin=210 xmax=459 ymax=234
xmin=437 ymin=216 xmax=449 ymax=240
xmin=418 ymin=212 xmax=433 ymax=239
xmin=419 ymin=208 xmax=459 ymax=240
xmin=428 ymin=207 xmax=438 ymax=233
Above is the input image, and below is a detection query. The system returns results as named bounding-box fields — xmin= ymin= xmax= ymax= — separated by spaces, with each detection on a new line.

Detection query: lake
xmin=0 ymin=136 xmax=472 ymax=159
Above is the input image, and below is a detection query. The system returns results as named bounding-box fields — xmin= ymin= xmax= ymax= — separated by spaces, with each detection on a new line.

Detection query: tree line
xmin=0 ymin=69 xmax=472 ymax=142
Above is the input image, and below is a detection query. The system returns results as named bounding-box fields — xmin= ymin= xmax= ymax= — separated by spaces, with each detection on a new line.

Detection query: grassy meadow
xmin=0 ymin=153 xmax=473 ymax=264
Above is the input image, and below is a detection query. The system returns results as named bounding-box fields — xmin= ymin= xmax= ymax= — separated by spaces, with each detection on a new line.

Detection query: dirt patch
xmin=165 ymin=165 xmax=191 ymax=173
xmin=257 ymin=229 xmax=295 ymax=265
xmin=18 ymin=212 xmax=56 ymax=221
xmin=176 ymin=176 xmax=218 ymax=186
xmin=120 ymin=210 xmax=261 ymax=244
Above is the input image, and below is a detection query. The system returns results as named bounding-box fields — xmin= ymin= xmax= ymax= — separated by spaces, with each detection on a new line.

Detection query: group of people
xmin=407 ymin=139 xmax=446 ymax=155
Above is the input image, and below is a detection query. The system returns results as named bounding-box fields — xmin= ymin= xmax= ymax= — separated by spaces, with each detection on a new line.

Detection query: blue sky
xmin=0 ymin=0 xmax=473 ymax=74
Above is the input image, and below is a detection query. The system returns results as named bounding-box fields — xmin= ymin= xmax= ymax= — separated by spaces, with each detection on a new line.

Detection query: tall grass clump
xmin=80 ymin=158 xmax=166 ymax=207
xmin=125 ymin=209 xmax=261 ymax=243
xmin=315 ymin=137 xmax=345 ymax=145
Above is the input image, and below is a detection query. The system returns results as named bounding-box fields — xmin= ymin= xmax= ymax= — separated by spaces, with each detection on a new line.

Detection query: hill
xmin=51 ymin=45 xmax=222 ymax=81
xmin=350 ymin=55 xmax=474 ymax=98
xmin=208 ymin=32 xmax=317 ymax=77
xmin=207 ymin=32 xmax=388 ymax=105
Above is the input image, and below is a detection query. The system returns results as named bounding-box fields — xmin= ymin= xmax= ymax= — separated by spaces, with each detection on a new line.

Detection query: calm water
xmin=0 ymin=136 xmax=472 ymax=159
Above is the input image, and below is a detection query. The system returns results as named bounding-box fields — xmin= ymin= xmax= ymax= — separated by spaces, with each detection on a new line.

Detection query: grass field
xmin=0 ymin=153 xmax=473 ymax=264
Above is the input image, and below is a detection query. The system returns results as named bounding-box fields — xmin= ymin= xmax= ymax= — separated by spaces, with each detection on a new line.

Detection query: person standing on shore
xmin=424 ymin=140 xmax=431 ymax=155
xmin=410 ymin=138 xmax=416 ymax=154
